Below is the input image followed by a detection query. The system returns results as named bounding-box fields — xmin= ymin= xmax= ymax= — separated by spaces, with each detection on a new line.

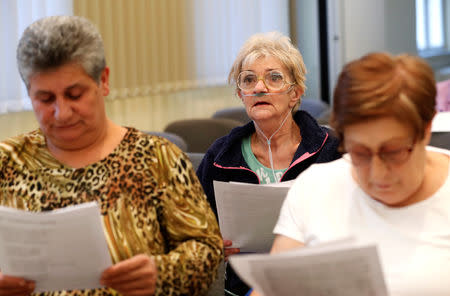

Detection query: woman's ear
xmin=237 ymin=90 xmax=243 ymax=101
xmin=289 ymin=86 xmax=303 ymax=108
xmin=423 ymin=112 xmax=436 ymax=145
xmin=100 ymin=67 xmax=110 ymax=96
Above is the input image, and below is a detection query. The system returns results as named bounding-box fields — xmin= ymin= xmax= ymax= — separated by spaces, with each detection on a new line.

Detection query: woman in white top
xmin=251 ymin=52 xmax=450 ymax=296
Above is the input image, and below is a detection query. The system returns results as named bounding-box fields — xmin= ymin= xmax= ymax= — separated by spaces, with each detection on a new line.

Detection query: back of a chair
xmin=430 ymin=132 xmax=450 ymax=149
xmin=212 ymin=98 xmax=331 ymax=125
xmin=143 ymin=131 xmax=188 ymax=152
xmin=164 ymin=118 xmax=242 ymax=153
xmin=299 ymin=98 xmax=330 ymax=119
xmin=186 ymin=152 xmax=205 ymax=170
xmin=430 ymin=111 xmax=450 ymax=149
xmin=206 ymin=259 xmax=225 ymax=296
xmin=212 ymin=107 xmax=250 ymax=124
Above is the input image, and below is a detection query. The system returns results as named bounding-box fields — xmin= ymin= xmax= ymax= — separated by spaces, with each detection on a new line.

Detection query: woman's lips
xmin=254 ymin=101 xmax=270 ymax=106
xmin=54 ymin=122 xmax=79 ymax=129
xmin=373 ymin=183 xmax=393 ymax=191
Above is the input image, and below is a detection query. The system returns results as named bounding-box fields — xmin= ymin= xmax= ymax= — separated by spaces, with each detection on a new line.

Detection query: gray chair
xmin=206 ymin=260 xmax=225 ymax=296
xmin=144 ymin=131 xmax=188 ymax=152
xmin=212 ymin=107 xmax=250 ymax=124
xmin=300 ymin=98 xmax=330 ymax=119
xmin=430 ymin=132 xmax=450 ymax=149
xmin=164 ymin=118 xmax=242 ymax=153
xmin=212 ymin=98 xmax=331 ymax=124
xmin=186 ymin=152 xmax=205 ymax=170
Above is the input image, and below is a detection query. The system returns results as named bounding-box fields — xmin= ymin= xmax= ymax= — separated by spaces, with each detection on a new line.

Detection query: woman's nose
xmin=54 ymin=98 xmax=73 ymax=121
xmin=369 ymin=154 xmax=390 ymax=180
xmin=253 ymin=79 xmax=268 ymax=92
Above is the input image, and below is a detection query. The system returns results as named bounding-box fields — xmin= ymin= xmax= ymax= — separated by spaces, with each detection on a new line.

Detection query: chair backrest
xmin=164 ymin=118 xmax=242 ymax=153
xmin=186 ymin=152 xmax=205 ymax=170
xmin=299 ymin=98 xmax=330 ymax=119
xmin=212 ymin=98 xmax=331 ymax=125
xmin=430 ymin=111 xmax=450 ymax=149
xmin=430 ymin=132 xmax=450 ymax=149
xmin=143 ymin=131 xmax=188 ymax=152
xmin=205 ymin=259 xmax=225 ymax=296
xmin=212 ymin=107 xmax=250 ymax=124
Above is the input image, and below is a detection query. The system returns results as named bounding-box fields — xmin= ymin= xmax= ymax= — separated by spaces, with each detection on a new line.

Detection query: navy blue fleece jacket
xmin=196 ymin=110 xmax=341 ymax=218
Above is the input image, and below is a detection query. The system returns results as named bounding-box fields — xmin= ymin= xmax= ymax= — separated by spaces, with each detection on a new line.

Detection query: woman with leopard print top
xmin=0 ymin=15 xmax=223 ymax=296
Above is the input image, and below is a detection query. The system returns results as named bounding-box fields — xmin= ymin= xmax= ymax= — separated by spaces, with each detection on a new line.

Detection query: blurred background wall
xmin=1 ymin=0 xmax=449 ymax=140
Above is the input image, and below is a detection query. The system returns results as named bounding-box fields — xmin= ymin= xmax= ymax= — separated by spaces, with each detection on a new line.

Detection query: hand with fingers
xmin=100 ymin=254 xmax=157 ymax=296
xmin=0 ymin=273 xmax=35 ymax=296
xmin=223 ymin=239 xmax=240 ymax=262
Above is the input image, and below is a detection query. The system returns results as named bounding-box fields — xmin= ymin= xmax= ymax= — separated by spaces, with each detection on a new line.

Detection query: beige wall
xmin=74 ymin=0 xmax=198 ymax=95
xmin=0 ymin=86 xmax=242 ymax=141
xmin=0 ymin=111 xmax=37 ymax=140
xmin=0 ymin=1 xmax=242 ymax=141
xmin=103 ymin=86 xmax=242 ymax=132
xmin=73 ymin=0 xmax=242 ymax=133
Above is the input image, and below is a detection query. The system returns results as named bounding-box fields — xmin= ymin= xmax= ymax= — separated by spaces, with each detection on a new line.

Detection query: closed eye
xmin=35 ymin=93 xmax=55 ymax=104
xmin=379 ymin=148 xmax=409 ymax=160
xmin=65 ymin=86 xmax=84 ymax=100
xmin=382 ymin=149 xmax=404 ymax=155
xmin=348 ymin=147 xmax=372 ymax=157
xmin=66 ymin=94 xmax=82 ymax=100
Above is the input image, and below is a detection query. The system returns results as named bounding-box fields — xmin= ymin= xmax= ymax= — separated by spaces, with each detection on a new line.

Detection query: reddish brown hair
xmin=330 ymin=52 xmax=436 ymax=146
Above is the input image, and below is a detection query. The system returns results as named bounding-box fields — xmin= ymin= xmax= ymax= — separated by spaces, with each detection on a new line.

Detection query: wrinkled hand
xmin=0 ymin=272 xmax=35 ymax=296
xmin=100 ymin=254 xmax=157 ymax=296
xmin=224 ymin=239 xmax=240 ymax=262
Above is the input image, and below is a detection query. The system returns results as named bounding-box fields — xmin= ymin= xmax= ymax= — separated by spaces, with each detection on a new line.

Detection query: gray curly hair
xmin=17 ymin=15 xmax=106 ymax=88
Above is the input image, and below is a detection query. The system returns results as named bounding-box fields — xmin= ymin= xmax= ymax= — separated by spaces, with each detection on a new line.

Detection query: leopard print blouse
xmin=0 ymin=127 xmax=223 ymax=296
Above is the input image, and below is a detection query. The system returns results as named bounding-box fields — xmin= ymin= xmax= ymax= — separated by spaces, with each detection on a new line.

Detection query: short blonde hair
xmin=331 ymin=52 xmax=436 ymax=146
xmin=228 ymin=31 xmax=307 ymax=98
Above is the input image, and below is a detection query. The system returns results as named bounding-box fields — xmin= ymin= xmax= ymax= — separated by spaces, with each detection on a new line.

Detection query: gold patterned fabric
xmin=0 ymin=128 xmax=223 ymax=296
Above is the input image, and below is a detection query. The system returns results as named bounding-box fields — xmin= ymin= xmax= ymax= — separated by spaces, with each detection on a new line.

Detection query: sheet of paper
xmin=432 ymin=111 xmax=450 ymax=132
xmin=213 ymin=180 xmax=291 ymax=253
xmin=0 ymin=202 xmax=112 ymax=292
xmin=229 ymin=180 xmax=295 ymax=188
xmin=230 ymin=239 xmax=388 ymax=296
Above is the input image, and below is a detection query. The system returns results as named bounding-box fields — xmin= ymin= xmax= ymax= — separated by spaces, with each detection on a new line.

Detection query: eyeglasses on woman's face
xmin=237 ymin=70 xmax=294 ymax=92
xmin=344 ymin=139 xmax=416 ymax=167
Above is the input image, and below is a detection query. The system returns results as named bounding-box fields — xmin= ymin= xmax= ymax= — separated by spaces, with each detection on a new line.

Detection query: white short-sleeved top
xmin=274 ymin=147 xmax=450 ymax=296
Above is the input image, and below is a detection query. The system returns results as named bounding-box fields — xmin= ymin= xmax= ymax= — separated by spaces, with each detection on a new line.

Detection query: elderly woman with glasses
xmin=196 ymin=31 xmax=341 ymax=295
xmin=250 ymin=52 xmax=450 ymax=296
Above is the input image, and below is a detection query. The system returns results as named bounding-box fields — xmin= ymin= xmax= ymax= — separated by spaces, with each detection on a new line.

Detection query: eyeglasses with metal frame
xmin=237 ymin=70 xmax=294 ymax=92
